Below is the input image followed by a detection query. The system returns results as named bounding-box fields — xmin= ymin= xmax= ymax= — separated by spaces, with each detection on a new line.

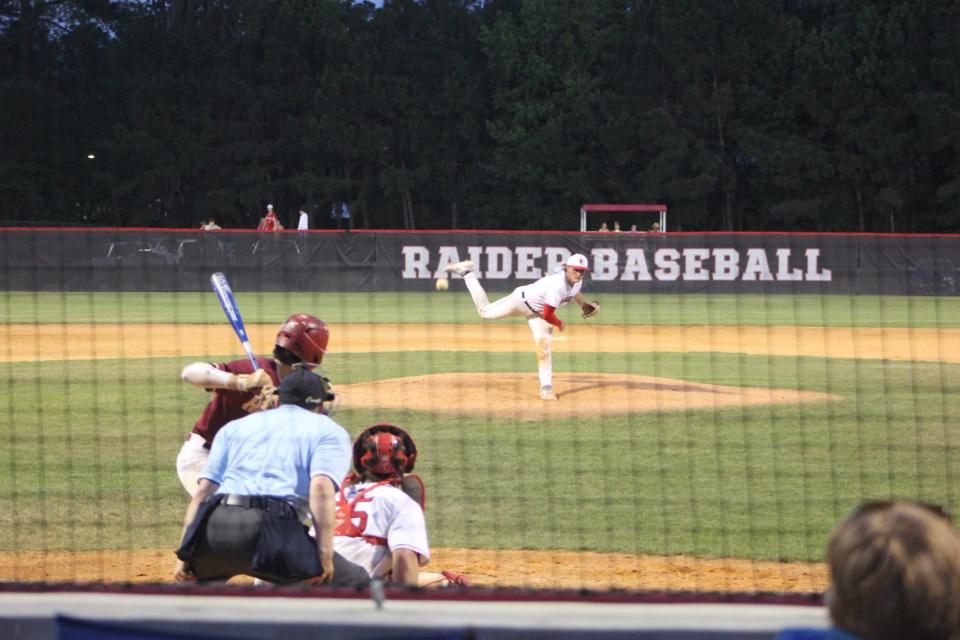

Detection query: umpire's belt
xmin=219 ymin=494 xmax=301 ymax=519
xmin=520 ymin=291 xmax=539 ymax=315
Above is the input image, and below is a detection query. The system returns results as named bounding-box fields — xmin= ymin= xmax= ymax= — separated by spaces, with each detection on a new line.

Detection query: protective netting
xmin=1 ymin=228 xmax=958 ymax=594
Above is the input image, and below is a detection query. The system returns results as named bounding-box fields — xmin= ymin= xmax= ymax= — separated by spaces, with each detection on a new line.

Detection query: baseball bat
xmin=210 ymin=272 xmax=260 ymax=371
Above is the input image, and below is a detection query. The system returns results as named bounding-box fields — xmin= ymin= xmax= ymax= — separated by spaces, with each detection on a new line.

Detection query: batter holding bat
xmin=443 ymin=253 xmax=599 ymax=401
xmin=176 ymin=313 xmax=331 ymax=496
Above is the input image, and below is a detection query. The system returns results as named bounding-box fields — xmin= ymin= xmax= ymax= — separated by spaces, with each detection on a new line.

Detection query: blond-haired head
xmin=827 ymin=501 xmax=960 ymax=640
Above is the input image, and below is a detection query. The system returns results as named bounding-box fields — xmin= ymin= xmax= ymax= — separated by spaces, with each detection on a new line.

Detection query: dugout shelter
xmin=580 ymin=203 xmax=668 ymax=233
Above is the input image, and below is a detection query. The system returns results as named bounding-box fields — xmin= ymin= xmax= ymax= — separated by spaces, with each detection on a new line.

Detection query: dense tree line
xmin=1 ymin=0 xmax=958 ymax=232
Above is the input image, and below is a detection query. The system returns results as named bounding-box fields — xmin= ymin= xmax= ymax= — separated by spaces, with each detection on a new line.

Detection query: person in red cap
xmin=443 ymin=253 xmax=598 ymax=400
xmin=176 ymin=314 xmax=330 ymax=495
xmin=257 ymin=204 xmax=283 ymax=231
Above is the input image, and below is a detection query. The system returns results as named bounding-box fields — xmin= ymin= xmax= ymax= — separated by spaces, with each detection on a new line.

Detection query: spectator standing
xmin=174 ymin=369 xmax=370 ymax=587
xmin=777 ymin=500 xmax=960 ymax=640
xmin=613 ymin=221 xmax=621 ymax=233
xmin=258 ymin=204 xmax=282 ymax=231
xmin=297 ymin=209 xmax=309 ymax=231
xmin=332 ymin=201 xmax=351 ymax=230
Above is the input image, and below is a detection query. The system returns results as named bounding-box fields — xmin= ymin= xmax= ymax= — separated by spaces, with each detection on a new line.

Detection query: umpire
xmin=174 ymin=368 xmax=369 ymax=587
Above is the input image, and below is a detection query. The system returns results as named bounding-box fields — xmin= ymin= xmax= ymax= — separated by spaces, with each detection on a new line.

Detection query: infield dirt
xmin=3 ymin=322 xmax=951 ymax=591
xmin=2 ymin=322 xmax=958 ymax=363
xmin=0 ymin=547 xmax=828 ymax=592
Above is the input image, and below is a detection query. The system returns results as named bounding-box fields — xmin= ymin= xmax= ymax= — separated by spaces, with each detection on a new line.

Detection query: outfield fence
xmin=1 ymin=227 xmax=958 ymax=294
xmin=1 ymin=228 xmax=959 ymax=637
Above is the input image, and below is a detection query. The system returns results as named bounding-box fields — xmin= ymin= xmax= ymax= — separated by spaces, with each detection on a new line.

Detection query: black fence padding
xmin=0 ymin=229 xmax=957 ymax=295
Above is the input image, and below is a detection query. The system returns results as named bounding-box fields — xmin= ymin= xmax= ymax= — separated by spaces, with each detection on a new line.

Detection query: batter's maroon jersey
xmin=189 ymin=357 xmax=280 ymax=448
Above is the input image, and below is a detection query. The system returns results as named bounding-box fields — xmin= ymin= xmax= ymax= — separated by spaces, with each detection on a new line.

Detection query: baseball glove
xmin=241 ymin=384 xmax=278 ymax=413
xmin=580 ymin=300 xmax=600 ymax=319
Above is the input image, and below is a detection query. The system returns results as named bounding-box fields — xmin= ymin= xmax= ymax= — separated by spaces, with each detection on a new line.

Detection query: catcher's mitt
xmin=580 ymin=300 xmax=600 ymax=319
xmin=241 ymin=384 xmax=278 ymax=413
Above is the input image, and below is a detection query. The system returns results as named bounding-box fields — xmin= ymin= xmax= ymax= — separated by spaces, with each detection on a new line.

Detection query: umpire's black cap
xmin=278 ymin=368 xmax=331 ymax=409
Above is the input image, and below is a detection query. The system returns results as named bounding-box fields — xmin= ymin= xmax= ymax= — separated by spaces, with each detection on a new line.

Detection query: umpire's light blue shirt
xmin=200 ymin=404 xmax=352 ymax=500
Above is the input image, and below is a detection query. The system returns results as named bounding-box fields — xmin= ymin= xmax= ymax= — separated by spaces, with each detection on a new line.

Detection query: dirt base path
xmin=2 ymin=323 xmax=957 ymax=363
xmin=4 ymin=321 xmax=948 ymax=592
xmin=0 ymin=548 xmax=827 ymax=593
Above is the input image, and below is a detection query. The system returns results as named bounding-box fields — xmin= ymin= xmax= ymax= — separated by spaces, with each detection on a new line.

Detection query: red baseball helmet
xmin=353 ymin=424 xmax=417 ymax=480
xmin=275 ymin=313 xmax=329 ymax=365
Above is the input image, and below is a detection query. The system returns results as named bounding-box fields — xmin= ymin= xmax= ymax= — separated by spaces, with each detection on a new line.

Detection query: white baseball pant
xmin=175 ymin=433 xmax=208 ymax=497
xmin=463 ymin=273 xmax=555 ymax=388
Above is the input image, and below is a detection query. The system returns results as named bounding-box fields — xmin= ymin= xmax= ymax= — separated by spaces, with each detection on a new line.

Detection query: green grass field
xmin=4 ymin=290 xmax=960 ymax=327
xmin=1 ymin=291 xmax=959 ymax=566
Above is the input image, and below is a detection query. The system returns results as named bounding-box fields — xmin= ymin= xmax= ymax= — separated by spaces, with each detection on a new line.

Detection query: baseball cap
xmin=564 ymin=253 xmax=589 ymax=271
xmin=278 ymin=368 xmax=331 ymax=409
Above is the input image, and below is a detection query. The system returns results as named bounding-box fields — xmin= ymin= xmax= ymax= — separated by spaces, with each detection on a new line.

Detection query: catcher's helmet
xmin=275 ymin=313 xmax=329 ymax=365
xmin=353 ymin=424 xmax=417 ymax=480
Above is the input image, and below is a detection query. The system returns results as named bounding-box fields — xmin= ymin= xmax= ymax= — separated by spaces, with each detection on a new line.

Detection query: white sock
xmin=532 ymin=321 xmax=552 ymax=388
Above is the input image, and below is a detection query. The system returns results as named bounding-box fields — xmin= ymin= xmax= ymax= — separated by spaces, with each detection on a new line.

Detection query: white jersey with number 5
xmin=333 ymin=482 xmax=430 ymax=579
xmin=519 ymin=270 xmax=582 ymax=315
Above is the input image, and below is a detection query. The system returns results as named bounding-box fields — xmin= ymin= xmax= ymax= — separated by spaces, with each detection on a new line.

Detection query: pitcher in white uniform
xmin=444 ymin=253 xmax=593 ymax=400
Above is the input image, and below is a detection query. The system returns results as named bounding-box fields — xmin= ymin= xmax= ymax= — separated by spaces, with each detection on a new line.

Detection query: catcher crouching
xmin=332 ymin=424 xmax=470 ymax=588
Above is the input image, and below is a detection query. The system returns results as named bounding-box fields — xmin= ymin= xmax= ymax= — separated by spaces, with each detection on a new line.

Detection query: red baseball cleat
xmin=441 ymin=570 xmax=471 ymax=587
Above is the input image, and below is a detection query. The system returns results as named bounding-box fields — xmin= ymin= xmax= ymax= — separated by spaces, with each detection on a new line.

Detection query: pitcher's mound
xmin=335 ymin=372 xmax=836 ymax=421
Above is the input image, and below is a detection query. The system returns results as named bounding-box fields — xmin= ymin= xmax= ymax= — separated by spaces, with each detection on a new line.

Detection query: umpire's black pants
xmin=185 ymin=496 xmax=370 ymax=588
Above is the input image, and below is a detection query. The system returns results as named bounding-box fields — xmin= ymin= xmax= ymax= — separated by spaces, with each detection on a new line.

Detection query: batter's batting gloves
xmin=234 ymin=369 xmax=272 ymax=392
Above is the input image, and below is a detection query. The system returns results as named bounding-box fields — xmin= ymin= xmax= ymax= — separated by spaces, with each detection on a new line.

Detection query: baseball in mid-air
xmin=435 ymin=277 xmax=449 ymax=291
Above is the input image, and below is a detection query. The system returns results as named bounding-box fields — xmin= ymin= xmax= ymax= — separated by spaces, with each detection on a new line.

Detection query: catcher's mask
xmin=353 ymin=424 xmax=417 ymax=480
xmin=275 ymin=313 xmax=329 ymax=366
